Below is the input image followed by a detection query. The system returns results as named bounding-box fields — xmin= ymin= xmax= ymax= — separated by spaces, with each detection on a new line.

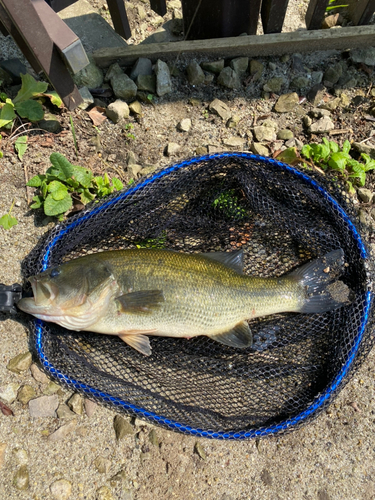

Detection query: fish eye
xmin=50 ymin=268 xmax=60 ymax=278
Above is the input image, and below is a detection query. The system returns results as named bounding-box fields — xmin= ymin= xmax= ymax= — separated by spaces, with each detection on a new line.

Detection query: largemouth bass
xmin=17 ymin=248 xmax=349 ymax=355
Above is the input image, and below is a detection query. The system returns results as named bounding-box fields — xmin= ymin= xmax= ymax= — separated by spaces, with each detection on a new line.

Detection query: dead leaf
xmin=87 ymin=107 xmax=107 ymax=127
xmin=0 ymin=400 xmax=14 ymax=416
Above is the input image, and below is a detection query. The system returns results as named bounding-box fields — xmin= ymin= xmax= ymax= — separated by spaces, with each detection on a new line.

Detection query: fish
xmin=17 ymin=248 xmax=350 ymax=356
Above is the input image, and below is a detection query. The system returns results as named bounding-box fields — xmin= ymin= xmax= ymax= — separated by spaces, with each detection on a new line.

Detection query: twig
xmin=23 ymin=163 xmax=32 ymax=205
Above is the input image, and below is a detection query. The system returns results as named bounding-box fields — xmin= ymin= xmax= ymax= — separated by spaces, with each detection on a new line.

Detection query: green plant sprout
xmin=0 ymin=199 xmax=18 ymax=230
xmin=27 ymin=153 xmax=123 ymax=220
xmin=212 ymin=190 xmax=247 ymax=219
xmin=0 ymin=74 xmax=62 ymax=130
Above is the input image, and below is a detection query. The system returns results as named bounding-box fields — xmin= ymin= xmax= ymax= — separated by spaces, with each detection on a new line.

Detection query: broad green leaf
xmin=15 ymin=136 xmax=27 ymax=160
xmin=275 ymin=147 xmax=300 ymax=166
xmin=345 ymin=181 xmax=356 ymax=197
xmin=49 ymin=153 xmax=74 ymax=181
xmin=0 ymin=102 xmax=16 ymax=128
xmin=329 ymin=141 xmax=339 ymax=153
xmin=0 ymin=151 xmax=2 ymax=159
xmin=342 ymin=140 xmax=351 ymax=155
xmin=66 ymin=178 xmax=80 ymax=190
xmin=322 ymin=137 xmax=329 ymax=147
xmin=44 ymin=193 xmax=72 ymax=216
xmin=30 ymin=195 xmax=44 ymax=209
xmin=328 ymin=152 xmax=348 ymax=171
xmin=0 ymin=214 xmax=18 ymax=230
xmin=362 ymin=153 xmax=375 ymax=172
xmin=41 ymin=180 xmax=48 ymax=199
xmin=14 ymin=100 xmax=44 ymax=121
xmin=42 ymin=91 xmax=63 ymax=108
xmin=103 ymin=172 xmax=110 ymax=186
xmin=0 ymin=92 xmax=8 ymax=102
xmin=13 ymin=73 xmax=48 ymax=104
xmin=349 ymin=170 xmax=366 ymax=186
xmin=301 ymin=144 xmax=312 ymax=159
xmin=71 ymin=165 xmax=93 ymax=188
xmin=348 ymin=160 xmax=364 ymax=173
xmin=27 ymin=174 xmax=45 ymax=187
xmin=80 ymin=189 xmax=95 ymax=205
xmin=94 ymin=176 xmax=104 ymax=187
xmin=48 ymin=180 xmax=69 ymax=201
xmin=112 ymin=177 xmax=123 ymax=190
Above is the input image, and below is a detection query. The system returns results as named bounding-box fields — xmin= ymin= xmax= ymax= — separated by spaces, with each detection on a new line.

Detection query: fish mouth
xmin=29 ymin=276 xmax=57 ymax=306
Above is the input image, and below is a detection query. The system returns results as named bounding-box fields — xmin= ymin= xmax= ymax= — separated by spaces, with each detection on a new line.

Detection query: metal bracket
xmin=0 ymin=284 xmax=23 ymax=315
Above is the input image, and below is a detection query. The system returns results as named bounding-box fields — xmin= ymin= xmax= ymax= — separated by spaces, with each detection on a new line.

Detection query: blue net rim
xmin=32 ymin=152 xmax=373 ymax=439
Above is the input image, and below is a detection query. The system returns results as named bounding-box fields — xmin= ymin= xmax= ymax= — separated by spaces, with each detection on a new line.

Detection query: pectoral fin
xmin=118 ymin=332 xmax=155 ymax=356
xmin=115 ymin=290 xmax=164 ymax=314
xmin=208 ymin=321 xmax=252 ymax=348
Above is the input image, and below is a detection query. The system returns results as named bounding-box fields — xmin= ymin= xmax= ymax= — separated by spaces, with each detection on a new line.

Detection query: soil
xmin=1 ymin=1 xmax=375 ymax=500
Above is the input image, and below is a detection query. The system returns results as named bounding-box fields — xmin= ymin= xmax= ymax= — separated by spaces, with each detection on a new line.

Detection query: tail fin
xmin=289 ymin=249 xmax=350 ymax=313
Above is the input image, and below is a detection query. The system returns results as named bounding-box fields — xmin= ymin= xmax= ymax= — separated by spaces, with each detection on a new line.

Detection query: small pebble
xmin=48 ymin=419 xmax=77 ymax=442
xmin=84 ymin=398 xmax=98 ymax=418
xmin=0 ymin=443 xmax=7 ymax=469
xmin=13 ymin=465 xmax=29 ymax=490
xmin=17 ymin=385 xmax=36 ymax=405
xmin=0 ymin=383 xmax=20 ymax=403
xmin=194 ymin=441 xmax=206 ymax=459
xmin=7 ymin=351 xmax=32 ymax=374
xmin=29 ymin=395 xmax=59 ymax=418
xmin=43 ymin=381 xmax=61 ymax=395
xmin=96 ymin=485 xmax=115 ymax=500
xmin=12 ymin=448 xmax=28 ymax=465
xmin=50 ymin=478 xmax=72 ymax=500
xmin=93 ymin=456 xmax=111 ymax=473
xmin=57 ymin=404 xmax=76 ymax=419
xmin=67 ymin=393 xmax=84 ymax=415
xmin=114 ymin=415 xmax=134 ymax=440
xmin=30 ymin=363 xmax=50 ymax=384
xmin=178 ymin=118 xmax=192 ymax=132
xmin=148 ymin=429 xmax=159 ymax=446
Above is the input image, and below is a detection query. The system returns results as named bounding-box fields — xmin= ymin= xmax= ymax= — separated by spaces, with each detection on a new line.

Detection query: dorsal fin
xmin=201 ymin=250 xmax=244 ymax=274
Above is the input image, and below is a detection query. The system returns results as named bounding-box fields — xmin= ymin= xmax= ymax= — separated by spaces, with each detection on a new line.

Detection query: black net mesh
xmin=22 ymin=153 xmax=375 ymax=438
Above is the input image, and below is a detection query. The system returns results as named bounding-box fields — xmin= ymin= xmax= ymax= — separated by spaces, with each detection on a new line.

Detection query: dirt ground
xmin=1 ymin=1 xmax=375 ymax=500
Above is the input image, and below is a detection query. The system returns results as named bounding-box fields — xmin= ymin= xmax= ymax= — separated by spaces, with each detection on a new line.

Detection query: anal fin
xmin=208 ymin=321 xmax=252 ymax=348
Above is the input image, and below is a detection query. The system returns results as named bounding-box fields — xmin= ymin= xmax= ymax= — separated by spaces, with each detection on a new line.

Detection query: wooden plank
xmin=93 ymin=25 xmax=375 ymax=68
xmin=180 ymin=0 xmax=261 ymax=39
xmin=348 ymin=0 xmax=375 ymax=25
xmin=150 ymin=0 xmax=167 ymax=17
xmin=261 ymin=0 xmax=290 ymax=33
xmin=305 ymin=0 xmax=330 ymax=30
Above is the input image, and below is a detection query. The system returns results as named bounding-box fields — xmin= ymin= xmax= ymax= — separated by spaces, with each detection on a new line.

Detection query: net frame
xmin=23 ymin=152 xmax=374 ymax=439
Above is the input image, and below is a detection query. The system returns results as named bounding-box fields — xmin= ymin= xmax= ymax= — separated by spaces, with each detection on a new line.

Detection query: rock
xmin=93 ymin=456 xmax=111 ymax=473
xmin=290 ymin=76 xmax=310 ymax=90
xmin=13 ymin=448 xmax=28 ymax=465
xmin=78 ymin=87 xmax=94 ymax=109
xmin=217 ymin=67 xmax=241 ymax=89
xmin=274 ymin=92 xmax=299 ymax=113
xmin=67 ymin=393 xmax=84 ymax=415
xmin=104 ymin=63 xmax=123 ymax=83
xmin=111 ymin=74 xmax=137 ymax=102
xmin=106 ymin=99 xmax=130 ymax=123
xmin=262 ymin=119 xmax=278 ymax=131
xmin=277 ymin=129 xmax=294 ymax=140
xmin=29 ymin=395 xmax=59 ymax=418
xmin=96 ymin=485 xmax=114 ymax=500
xmin=285 ymin=138 xmax=296 ymax=148
xmin=0 ymin=67 xmax=13 ymax=86
xmin=311 ymin=71 xmax=323 ymax=85
xmin=340 ymin=93 xmax=351 ymax=107
xmin=128 ymin=164 xmax=143 ymax=178
xmin=17 ymin=385 xmax=36 ymax=405
xmin=165 ymin=142 xmax=181 ymax=156
xmin=253 ymin=126 xmax=276 ymax=142
xmin=322 ymin=13 xmax=340 ymax=28
xmin=223 ymin=137 xmax=246 ymax=148
xmin=137 ymin=4 xmax=147 ymax=19
xmin=196 ymin=146 xmax=208 ymax=155
xmin=30 ymin=364 xmax=49 ymax=384
xmin=38 ymin=113 xmax=62 ymax=134
xmin=319 ymin=97 xmax=341 ymax=111
xmin=0 ymin=383 xmax=20 ymax=403
xmin=209 ymin=98 xmax=231 ymax=121
xmin=13 ymin=465 xmax=29 ymax=490
xmin=57 ymin=404 xmax=76 ymax=419
xmin=155 ymin=59 xmax=172 ymax=96
xmin=187 ymin=61 xmax=205 ymax=85
xmin=129 ymin=101 xmax=142 ymax=116
xmin=295 ymin=138 xmax=304 ymax=149
xmin=0 ymin=58 xmax=27 ymax=84
xmin=43 ymin=381 xmax=61 ymax=395
xmin=350 ymin=47 xmax=375 ymax=66
xmin=136 ymin=74 xmax=156 ymax=93
xmin=50 ymin=479 xmax=72 ymax=500
xmin=251 ymin=143 xmax=269 ymax=156
xmin=110 ymin=469 xmax=128 ymax=486
xmin=310 ymin=108 xmax=331 ymax=118
xmin=357 ymin=188 xmax=373 ymax=203
xmin=307 ymin=84 xmax=325 ymax=106
xmin=140 ymin=165 xmax=158 ymax=176
xmin=178 ymin=118 xmax=192 ymax=132
xmin=201 ymin=60 xmax=224 ymax=74
xmin=148 ymin=429 xmax=159 ymax=446
xmin=309 ymin=116 xmax=335 ymax=133
xmin=73 ymin=60 xmax=103 ymax=88
xmin=208 ymin=144 xmax=224 ymax=154
xmin=337 ymin=73 xmax=357 ymax=89
xmin=324 ymin=63 xmax=343 ymax=85
xmin=249 ymin=60 xmax=264 ymax=81
xmin=194 ymin=441 xmax=206 ymax=459
xmin=227 ymin=115 xmax=240 ymax=128
xmin=130 ymin=58 xmax=152 ymax=80
xmin=7 ymin=351 xmax=32 ymax=374
xmin=114 ymin=415 xmax=134 ymax=440
xmin=263 ymin=77 xmax=284 ymax=93
xmin=230 ymin=57 xmax=249 ymax=75
xmin=352 ymin=142 xmax=375 ymax=158
xmin=84 ymin=398 xmax=98 ymax=418
xmin=48 ymin=419 xmax=77 ymax=442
